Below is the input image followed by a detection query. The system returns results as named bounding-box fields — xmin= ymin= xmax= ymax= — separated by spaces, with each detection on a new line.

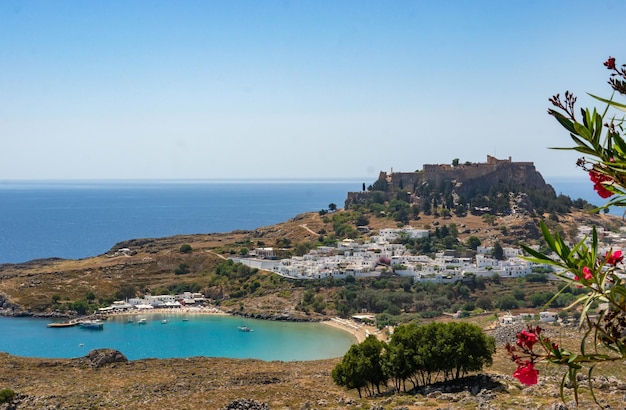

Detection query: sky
xmin=1 ymin=0 xmax=625 ymax=181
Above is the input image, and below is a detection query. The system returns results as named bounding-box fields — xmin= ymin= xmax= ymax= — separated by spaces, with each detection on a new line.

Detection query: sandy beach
xmin=321 ymin=317 xmax=383 ymax=343
xmin=99 ymin=305 xmax=229 ymax=318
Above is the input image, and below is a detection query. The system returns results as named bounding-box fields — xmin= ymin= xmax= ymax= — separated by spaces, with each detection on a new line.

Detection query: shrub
xmin=0 ymin=388 xmax=15 ymax=404
xmin=174 ymin=263 xmax=190 ymax=275
xmin=179 ymin=244 xmax=192 ymax=253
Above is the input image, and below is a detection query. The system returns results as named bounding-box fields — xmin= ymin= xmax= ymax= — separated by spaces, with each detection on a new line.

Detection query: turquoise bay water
xmin=0 ymin=314 xmax=355 ymax=361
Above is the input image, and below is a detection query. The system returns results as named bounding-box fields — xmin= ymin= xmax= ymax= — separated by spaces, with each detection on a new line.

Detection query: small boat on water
xmin=78 ymin=319 xmax=104 ymax=330
xmin=161 ymin=319 xmax=168 ymax=324
xmin=47 ymin=319 xmax=79 ymax=328
xmin=238 ymin=326 xmax=253 ymax=332
xmin=137 ymin=318 xmax=147 ymax=325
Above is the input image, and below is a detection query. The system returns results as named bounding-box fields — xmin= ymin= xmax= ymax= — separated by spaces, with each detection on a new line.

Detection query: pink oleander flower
xmin=513 ymin=361 xmax=539 ymax=385
xmin=573 ymin=274 xmax=583 ymax=288
xmin=516 ymin=329 xmax=538 ymax=350
xmin=589 ymin=170 xmax=614 ymax=198
xmin=604 ymin=56 xmax=616 ymax=70
xmin=583 ymin=267 xmax=593 ymax=281
xmin=605 ymin=250 xmax=624 ymax=265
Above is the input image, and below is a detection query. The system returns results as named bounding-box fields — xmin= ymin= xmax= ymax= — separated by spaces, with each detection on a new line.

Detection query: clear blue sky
xmin=1 ymin=0 xmax=624 ymax=181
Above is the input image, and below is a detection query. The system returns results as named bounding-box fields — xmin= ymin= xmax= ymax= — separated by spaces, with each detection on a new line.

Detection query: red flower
xmin=516 ymin=329 xmax=538 ymax=350
xmin=589 ymin=170 xmax=614 ymax=198
xmin=605 ymin=250 xmax=624 ymax=265
xmin=513 ymin=361 xmax=539 ymax=385
xmin=583 ymin=267 xmax=593 ymax=281
xmin=604 ymin=56 xmax=616 ymax=70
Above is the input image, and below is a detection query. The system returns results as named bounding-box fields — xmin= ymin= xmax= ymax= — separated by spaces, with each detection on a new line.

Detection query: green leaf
xmin=593 ymin=112 xmax=604 ymax=142
xmin=587 ymin=366 xmax=600 ymax=407
xmin=589 ymin=92 xmax=626 ymax=112
xmin=551 ymin=110 xmax=577 ymax=134
xmin=573 ymin=122 xmax=593 ymax=140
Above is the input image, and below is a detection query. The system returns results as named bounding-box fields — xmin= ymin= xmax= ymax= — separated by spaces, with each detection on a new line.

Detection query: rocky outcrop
xmin=0 ymin=293 xmax=23 ymax=317
xmin=79 ymin=349 xmax=128 ymax=368
xmin=345 ymin=156 xmax=556 ymax=210
xmin=221 ymin=398 xmax=270 ymax=410
xmin=231 ymin=311 xmax=316 ymax=322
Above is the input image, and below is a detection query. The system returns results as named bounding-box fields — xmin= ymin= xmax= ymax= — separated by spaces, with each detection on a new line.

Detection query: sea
xmin=0 ymin=176 xmax=610 ymax=360
xmin=0 ymin=179 xmax=365 ymax=264
xmin=0 ymin=177 xmax=608 ymax=264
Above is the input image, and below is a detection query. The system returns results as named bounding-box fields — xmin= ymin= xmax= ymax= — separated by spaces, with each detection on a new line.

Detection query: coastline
xmin=321 ymin=317 xmax=382 ymax=343
xmin=103 ymin=307 xmax=371 ymax=345
xmin=101 ymin=306 xmax=229 ymax=318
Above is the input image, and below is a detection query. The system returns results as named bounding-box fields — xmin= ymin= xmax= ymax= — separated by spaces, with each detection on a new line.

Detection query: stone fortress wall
xmin=345 ymin=156 xmax=548 ymax=209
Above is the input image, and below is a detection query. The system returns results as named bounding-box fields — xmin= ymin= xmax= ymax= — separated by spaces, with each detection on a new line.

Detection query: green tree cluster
xmin=332 ymin=322 xmax=495 ymax=397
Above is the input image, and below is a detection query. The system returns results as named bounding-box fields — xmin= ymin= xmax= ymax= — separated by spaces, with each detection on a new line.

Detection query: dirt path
xmin=299 ymin=224 xmax=317 ymax=235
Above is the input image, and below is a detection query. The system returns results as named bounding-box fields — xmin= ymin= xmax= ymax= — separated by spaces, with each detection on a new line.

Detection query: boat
xmin=78 ymin=319 xmax=104 ymax=330
xmin=161 ymin=319 xmax=168 ymax=324
xmin=47 ymin=319 xmax=79 ymax=328
xmin=137 ymin=318 xmax=147 ymax=325
xmin=238 ymin=326 xmax=253 ymax=332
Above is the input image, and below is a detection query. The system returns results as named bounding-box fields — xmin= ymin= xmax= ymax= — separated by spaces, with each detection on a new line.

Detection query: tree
xmin=492 ymin=242 xmax=504 ymax=260
xmin=179 ymin=243 xmax=193 ymax=253
xmin=495 ymin=294 xmax=518 ymax=310
xmin=452 ymin=158 xmax=460 ymax=166
xmin=355 ymin=213 xmax=369 ymax=226
xmin=465 ymin=236 xmax=481 ymax=250
xmin=332 ymin=345 xmax=368 ymax=398
xmin=116 ymin=285 xmax=136 ymax=300
xmin=476 ymin=296 xmax=493 ymax=310
xmin=71 ymin=299 xmax=89 ymax=315
xmin=174 ymin=263 xmax=190 ymax=275
xmin=481 ymin=213 xmax=496 ymax=226
xmin=328 ymin=203 xmax=337 ymax=212
xmin=383 ymin=324 xmax=420 ymax=392
xmin=332 ymin=335 xmax=386 ymax=397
